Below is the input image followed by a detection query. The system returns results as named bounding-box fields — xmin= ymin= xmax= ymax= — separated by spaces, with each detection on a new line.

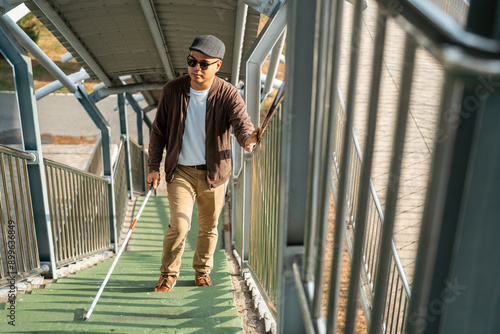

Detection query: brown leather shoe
xmin=154 ymin=274 xmax=176 ymax=292
xmin=195 ymin=272 xmax=213 ymax=287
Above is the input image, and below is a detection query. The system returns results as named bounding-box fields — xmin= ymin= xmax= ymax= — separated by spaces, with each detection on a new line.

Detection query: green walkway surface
xmin=1 ymin=196 xmax=242 ymax=333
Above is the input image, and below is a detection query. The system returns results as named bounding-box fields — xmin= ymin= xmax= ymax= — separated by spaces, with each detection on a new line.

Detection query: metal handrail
xmin=44 ymin=158 xmax=109 ymax=183
xmin=0 ymin=144 xmax=35 ymax=161
xmin=243 ymin=101 xmax=283 ymax=319
xmin=0 ymin=145 xmax=40 ymax=284
xmin=44 ymin=156 xmax=111 ymax=267
xmin=424 ymin=0 xmax=470 ymax=26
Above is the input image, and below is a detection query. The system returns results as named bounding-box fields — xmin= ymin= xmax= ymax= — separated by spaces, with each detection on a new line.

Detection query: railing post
xmin=117 ymin=93 xmax=134 ymax=198
xmin=275 ymin=0 xmax=316 ymax=332
xmin=74 ymin=85 xmax=118 ymax=253
xmin=126 ymin=93 xmax=147 ymax=193
xmin=240 ymin=152 xmax=252 ymax=263
xmin=406 ymin=1 xmax=500 ymax=332
xmin=241 ymin=0 xmax=287 ymax=267
xmin=0 ymin=21 xmax=57 ymax=278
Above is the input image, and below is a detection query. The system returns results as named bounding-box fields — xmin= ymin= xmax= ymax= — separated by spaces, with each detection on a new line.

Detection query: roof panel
xmin=25 ymin=0 xmax=261 ymax=107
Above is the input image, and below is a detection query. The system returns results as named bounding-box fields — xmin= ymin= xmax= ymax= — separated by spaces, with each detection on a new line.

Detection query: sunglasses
xmin=186 ymin=56 xmax=219 ymax=70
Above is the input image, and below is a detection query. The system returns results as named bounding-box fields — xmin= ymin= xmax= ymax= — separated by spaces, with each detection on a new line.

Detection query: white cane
xmin=84 ymin=186 xmax=154 ymax=321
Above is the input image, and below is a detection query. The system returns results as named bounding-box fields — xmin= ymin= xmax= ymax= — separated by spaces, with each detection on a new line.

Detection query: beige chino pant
xmin=160 ymin=165 xmax=227 ymax=277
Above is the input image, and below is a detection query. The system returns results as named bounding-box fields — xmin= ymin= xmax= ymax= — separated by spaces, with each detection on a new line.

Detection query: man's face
xmin=187 ymin=50 xmax=222 ymax=90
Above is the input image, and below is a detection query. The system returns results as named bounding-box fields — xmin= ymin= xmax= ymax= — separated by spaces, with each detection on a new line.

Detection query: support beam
xmin=143 ymin=113 xmax=153 ymax=131
xmin=126 ymin=93 xmax=147 ymax=193
xmin=263 ymin=30 xmax=286 ymax=97
xmin=139 ymin=0 xmax=176 ymax=80
xmin=1 ymin=14 xmax=77 ymax=93
xmin=74 ymin=85 xmax=118 ymax=253
xmin=276 ymin=0 xmax=316 ymax=332
xmin=32 ymin=0 xmax=113 ymax=87
xmin=243 ymin=0 xmax=282 ymax=16
xmin=4 ymin=2 xmax=30 ymax=22
xmin=36 ymin=68 xmax=89 ymax=100
xmin=406 ymin=1 xmax=500 ymax=332
xmin=0 ymin=21 xmax=57 ymax=278
xmin=131 ymin=74 xmax=157 ymax=106
xmin=231 ymin=0 xmax=248 ymax=86
xmin=60 ymin=52 xmax=73 ymax=63
xmin=113 ymin=95 xmax=144 ymax=111
xmin=244 ymin=1 xmax=287 ymax=125
xmin=91 ymin=82 xmax=165 ymax=103
xmin=117 ymin=94 xmax=134 ymax=198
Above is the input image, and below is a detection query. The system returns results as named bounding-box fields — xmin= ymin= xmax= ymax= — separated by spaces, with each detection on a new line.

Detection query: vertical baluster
xmin=370 ymin=34 xmax=417 ymax=334
xmin=344 ymin=9 xmax=388 ymax=333
xmin=76 ymin=174 xmax=86 ymax=255
xmin=14 ymin=158 xmax=29 ymax=273
xmin=0 ymin=153 xmax=10 ymax=277
xmin=302 ymin=0 xmax=333 ymax=285
xmin=22 ymin=158 xmax=38 ymax=269
xmin=7 ymin=156 xmax=22 ymax=274
xmin=67 ymin=171 xmax=78 ymax=258
xmin=83 ymin=176 xmax=92 ymax=253
xmin=71 ymin=173 xmax=82 ymax=258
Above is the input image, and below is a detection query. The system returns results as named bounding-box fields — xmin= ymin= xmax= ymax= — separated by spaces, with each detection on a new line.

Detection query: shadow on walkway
xmin=1 ymin=196 xmax=242 ymax=333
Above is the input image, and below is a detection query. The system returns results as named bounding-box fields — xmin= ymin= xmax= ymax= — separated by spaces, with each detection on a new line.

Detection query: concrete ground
xmin=0 ymin=91 xmax=153 ymax=170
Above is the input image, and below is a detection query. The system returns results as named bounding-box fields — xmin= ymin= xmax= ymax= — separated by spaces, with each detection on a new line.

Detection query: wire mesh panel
xmin=44 ymin=159 xmax=111 ymax=267
xmin=0 ymin=146 xmax=40 ymax=285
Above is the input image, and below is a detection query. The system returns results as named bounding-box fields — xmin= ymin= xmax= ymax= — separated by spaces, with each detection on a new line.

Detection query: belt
xmin=190 ymin=164 xmax=207 ymax=170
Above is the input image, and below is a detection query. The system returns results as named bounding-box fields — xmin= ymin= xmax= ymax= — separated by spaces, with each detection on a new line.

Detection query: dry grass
xmin=0 ymin=14 xmax=100 ymax=92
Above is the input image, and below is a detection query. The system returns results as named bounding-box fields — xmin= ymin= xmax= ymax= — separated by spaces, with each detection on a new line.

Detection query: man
xmin=147 ymin=35 xmax=258 ymax=291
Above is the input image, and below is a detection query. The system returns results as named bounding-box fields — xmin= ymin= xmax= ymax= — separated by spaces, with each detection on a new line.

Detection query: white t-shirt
xmin=178 ymin=87 xmax=209 ymax=165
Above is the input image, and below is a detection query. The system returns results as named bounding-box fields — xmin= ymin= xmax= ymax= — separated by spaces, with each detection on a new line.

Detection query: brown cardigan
xmin=148 ymin=74 xmax=255 ymax=189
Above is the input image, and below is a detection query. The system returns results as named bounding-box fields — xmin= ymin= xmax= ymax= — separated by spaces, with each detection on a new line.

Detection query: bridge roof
xmin=25 ymin=0 xmax=260 ymax=107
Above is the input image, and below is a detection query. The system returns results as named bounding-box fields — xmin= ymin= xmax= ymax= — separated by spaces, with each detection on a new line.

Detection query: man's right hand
xmin=147 ymin=171 xmax=160 ymax=189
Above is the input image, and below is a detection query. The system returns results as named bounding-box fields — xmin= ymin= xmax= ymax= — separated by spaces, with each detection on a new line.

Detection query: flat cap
xmin=189 ymin=35 xmax=225 ymax=60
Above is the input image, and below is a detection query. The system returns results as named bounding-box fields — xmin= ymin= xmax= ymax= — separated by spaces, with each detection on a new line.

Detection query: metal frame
xmin=0 ymin=20 xmax=57 ymax=278
xmin=126 ymin=93 xmax=147 ymax=193
xmin=244 ymin=1 xmax=287 ymax=124
xmin=275 ymin=0 xmax=316 ymax=332
xmin=0 ymin=14 xmax=77 ymax=93
xmin=35 ymin=68 xmax=89 ymax=100
xmin=236 ymin=0 xmax=287 ymax=264
xmin=74 ymin=85 xmax=118 ymax=253
xmin=91 ymin=82 xmax=165 ymax=103
xmin=139 ymin=0 xmax=176 ymax=80
xmin=243 ymin=0 xmax=283 ymax=16
xmin=118 ymin=94 xmax=134 ymax=198
xmin=31 ymin=0 xmax=113 ymax=86
xmin=231 ymin=0 xmax=249 ymax=86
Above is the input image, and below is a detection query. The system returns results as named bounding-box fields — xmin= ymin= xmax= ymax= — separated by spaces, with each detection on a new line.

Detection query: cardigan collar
xmin=181 ymin=74 xmax=222 ymax=100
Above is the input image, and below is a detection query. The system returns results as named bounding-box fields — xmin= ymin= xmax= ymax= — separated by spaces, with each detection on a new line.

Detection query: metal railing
xmin=113 ymin=137 xmax=129 ymax=243
xmin=332 ymin=88 xmax=411 ymax=332
xmin=247 ymin=104 xmax=283 ymax=313
xmin=130 ymin=138 xmax=148 ymax=194
xmin=428 ymin=0 xmax=470 ymax=26
xmin=0 ymin=145 xmax=41 ymax=285
xmin=85 ymin=135 xmax=102 ymax=175
xmin=1 ymin=125 xmax=147 ymax=282
xmin=44 ymin=158 xmax=111 ymax=267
